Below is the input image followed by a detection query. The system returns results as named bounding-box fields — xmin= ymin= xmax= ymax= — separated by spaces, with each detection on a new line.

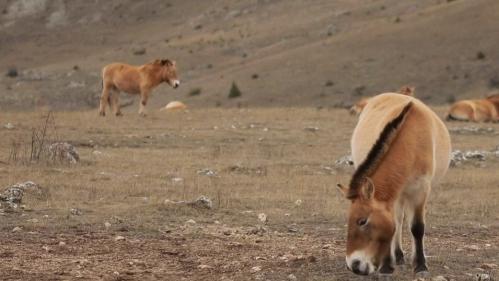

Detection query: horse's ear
xmin=161 ymin=59 xmax=174 ymax=66
xmin=361 ymin=178 xmax=375 ymax=200
xmin=336 ymin=183 xmax=349 ymax=198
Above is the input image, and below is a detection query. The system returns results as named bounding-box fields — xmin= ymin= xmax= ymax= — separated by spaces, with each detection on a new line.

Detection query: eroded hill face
xmin=1 ymin=0 xmax=498 ymax=110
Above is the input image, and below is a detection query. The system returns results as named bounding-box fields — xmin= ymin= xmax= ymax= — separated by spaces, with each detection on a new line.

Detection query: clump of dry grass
xmin=8 ymin=112 xmax=60 ymax=165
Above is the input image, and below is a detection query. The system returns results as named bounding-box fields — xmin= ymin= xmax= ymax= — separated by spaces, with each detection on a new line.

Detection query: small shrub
xmin=228 ymin=82 xmax=242 ymax=99
xmin=188 ymin=88 xmax=202 ymax=97
xmin=6 ymin=67 xmax=18 ymax=78
xmin=324 ymin=80 xmax=334 ymax=87
xmin=251 ymin=74 xmax=259 ymax=79
xmin=476 ymin=51 xmax=486 ymax=60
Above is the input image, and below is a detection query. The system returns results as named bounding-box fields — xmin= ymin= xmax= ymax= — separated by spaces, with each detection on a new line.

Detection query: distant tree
xmin=228 ymin=82 xmax=242 ymax=99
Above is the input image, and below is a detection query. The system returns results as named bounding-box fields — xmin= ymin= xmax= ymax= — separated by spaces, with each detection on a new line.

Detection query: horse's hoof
xmin=99 ymin=111 xmax=105 ymax=117
xmin=414 ymin=270 xmax=430 ymax=279
xmin=115 ymin=112 xmax=123 ymax=117
xmin=377 ymin=273 xmax=394 ymax=281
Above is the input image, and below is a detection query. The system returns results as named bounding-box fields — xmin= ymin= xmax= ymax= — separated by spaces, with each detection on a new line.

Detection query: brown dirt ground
xmin=0 ymin=108 xmax=498 ymax=281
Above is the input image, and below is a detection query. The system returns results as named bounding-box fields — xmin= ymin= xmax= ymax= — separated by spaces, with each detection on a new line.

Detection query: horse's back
xmin=352 ymin=93 xmax=450 ymax=182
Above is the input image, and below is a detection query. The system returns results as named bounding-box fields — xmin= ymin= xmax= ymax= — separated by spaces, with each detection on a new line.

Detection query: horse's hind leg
xmin=407 ymin=179 xmax=431 ymax=276
xmin=99 ymin=83 xmax=111 ymax=116
xmin=111 ymin=90 xmax=123 ymax=116
xmin=392 ymin=200 xmax=405 ymax=265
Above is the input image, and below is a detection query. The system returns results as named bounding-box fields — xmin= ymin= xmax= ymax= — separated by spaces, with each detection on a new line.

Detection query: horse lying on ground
xmin=446 ymin=94 xmax=499 ymax=122
xmin=349 ymin=86 xmax=415 ymax=115
xmin=338 ymin=92 xmax=451 ymax=277
xmin=99 ymin=59 xmax=180 ymax=116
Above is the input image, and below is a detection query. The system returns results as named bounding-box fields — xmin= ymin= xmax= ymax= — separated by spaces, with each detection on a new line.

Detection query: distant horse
xmin=337 ymin=93 xmax=451 ymax=277
xmin=446 ymin=94 xmax=499 ymax=122
xmin=99 ymin=59 xmax=180 ymax=116
xmin=349 ymin=86 xmax=415 ymax=115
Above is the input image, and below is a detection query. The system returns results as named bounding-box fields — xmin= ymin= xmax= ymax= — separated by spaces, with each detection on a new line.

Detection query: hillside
xmin=1 ymin=0 xmax=498 ymax=110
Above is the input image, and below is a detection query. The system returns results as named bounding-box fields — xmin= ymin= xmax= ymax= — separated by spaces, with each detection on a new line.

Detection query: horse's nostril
xmin=351 ymin=260 xmax=361 ymax=273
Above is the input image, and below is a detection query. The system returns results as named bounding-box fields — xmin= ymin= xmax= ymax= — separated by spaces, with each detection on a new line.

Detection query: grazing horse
xmin=99 ymin=59 xmax=180 ymax=116
xmin=337 ymin=93 xmax=451 ymax=276
xmin=446 ymin=94 xmax=499 ymax=122
xmin=349 ymin=86 xmax=415 ymax=115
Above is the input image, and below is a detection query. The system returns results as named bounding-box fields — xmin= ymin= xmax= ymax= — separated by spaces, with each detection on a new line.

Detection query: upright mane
xmin=347 ymin=101 xmax=414 ymax=199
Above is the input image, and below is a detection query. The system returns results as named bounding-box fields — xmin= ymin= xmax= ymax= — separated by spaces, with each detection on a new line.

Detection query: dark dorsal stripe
xmin=347 ymin=101 xmax=414 ymax=199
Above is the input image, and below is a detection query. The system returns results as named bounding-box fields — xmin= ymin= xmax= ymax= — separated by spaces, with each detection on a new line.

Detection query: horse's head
xmin=153 ymin=59 xmax=180 ymax=88
xmin=337 ymin=179 xmax=395 ymax=275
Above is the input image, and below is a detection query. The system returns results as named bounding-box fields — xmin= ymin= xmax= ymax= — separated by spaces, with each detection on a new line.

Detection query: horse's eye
xmin=357 ymin=218 xmax=368 ymax=227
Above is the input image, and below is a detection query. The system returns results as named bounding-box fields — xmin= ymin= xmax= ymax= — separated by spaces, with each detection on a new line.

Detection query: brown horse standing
xmin=446 ymin=94 xmax=499 ymax=122
xmin=338 ymin=93 xmax=451 ymax=277
xmin=99 ymin=59 xmax=180 ymax=116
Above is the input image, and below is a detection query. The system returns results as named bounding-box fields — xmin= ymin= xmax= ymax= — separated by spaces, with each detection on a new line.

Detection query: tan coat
xmin=339 ymin=93 xmax=451 ymax=276
xmin=99 ymin=59 xmax=179 ymax=116
xmin=447 ymin=95 xmax=499 ymax=122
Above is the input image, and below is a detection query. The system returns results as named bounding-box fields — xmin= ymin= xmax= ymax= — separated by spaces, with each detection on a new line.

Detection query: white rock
xmin=258 ymin=213 xmax=267 ymax=223
xmin=294 ymin=199 xmax=302 ymax=206
xmin=59 ymin=241 xmax=66 ymax=246
xmin=4 ymin=123 xmax=15 ymax=129
xmin=12 ymin=226 xmax=22 ymax=232
xmin=288 ymin=274 xmax=297 ymax=281
xmin=114 ymin=235 xmax=125 ymax=241
xmin=104 ymin=222 xmax=111 ymax=229
xmin=250 ymin=266 xmax=262 ymax=273
xmin=431 ymin=276 xmax=448 ymax=281
xmin=186 ymin=219 xmax=197 ymax=224
xmin=198 ymin=264 xmax=212 ymax=269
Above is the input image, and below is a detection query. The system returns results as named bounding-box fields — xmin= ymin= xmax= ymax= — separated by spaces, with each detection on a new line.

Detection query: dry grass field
xmin=0 ymin=107 xmax=498 ymax=281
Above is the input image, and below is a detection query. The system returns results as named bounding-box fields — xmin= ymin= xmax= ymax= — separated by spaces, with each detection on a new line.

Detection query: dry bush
xmin=7 ymin=112 xmax=61 ymax=165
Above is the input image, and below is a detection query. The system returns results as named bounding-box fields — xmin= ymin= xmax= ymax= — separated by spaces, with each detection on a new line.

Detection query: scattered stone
xmin=42 ymin=245 xmax=51 ymax=252
xmin=480 ymin=263 xmax=497 ymax=270
xmin=67 ymin=81 xmax=85 ymax=88
xmin=288 ymin=274 xmax=297 ymax=281
xmin=247 ymin=226 xmax=266 ymax=236
xmin=474 ymin=273 xmax=491 ymax=281
xmin=70 ymin=208 xmax=83 ymax=216
xmin=48 ymin=142 xmax=79 ymax=164
xmin=258 ymin=213 xmax=267 ymax=224
xmin=250 ymin=266 xmax=262 ymax=273
xmin=464 ymin=245 xmax=480 ymax=251
xmin=58 ymin=241 xmax=66 ymax=246
xmin=449 ymin=150 xmax=497 ymax=167
xmin=12 ymin=226 xmax=22 ymax=232
xmin=132 ymin=46 xmax=146 ymax=55
xmin=187 ymin=195 xmax=213 ymax=209
xmin=335 ymin=155 xmax=354 ymax=167
xmin=114 ymin=235 xmax=125 ymax=241
xmin=294 ymin=199 xmax=302 ymax=206
xmin=197 ymin=168 xmax=218 ymax=177
xmin=432 ymin=276 xmax=448 ymax=281
xmin=322 ymin=244 xmax=332 ymax=249
xmin=198 ymin=264 xmax=212 ymax=270
xmin=449 ymin=126 xmax=495 ymax=135
xmin=104 ymin=222 xmax=112 ymax=229
xmin=186 ymin=219 xmax=197 ymax=224
xmin=287 ymin=224 xmax=299 ymax=233
xmin=171 ymin=177 xmax=183 ymax=184
xmin=4 ymin=123 xmax=15 ymax=129
xmin=304 ymin=126 xmax=319 ymax=132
